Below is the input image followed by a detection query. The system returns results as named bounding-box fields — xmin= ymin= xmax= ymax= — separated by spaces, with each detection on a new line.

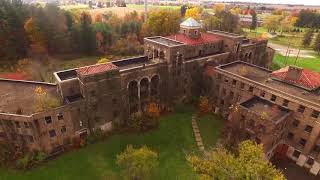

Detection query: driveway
xmin=268 ymin=43 xmax=316 ymax=58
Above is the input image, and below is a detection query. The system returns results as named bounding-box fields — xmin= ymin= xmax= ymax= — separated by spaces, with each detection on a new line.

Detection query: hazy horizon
xmin=212 ymin=0 xmax=320 ymax=6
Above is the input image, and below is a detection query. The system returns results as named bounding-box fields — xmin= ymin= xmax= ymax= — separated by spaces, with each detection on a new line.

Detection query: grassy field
xmin=243 ymin=27 xmax=307 ymax=49
xmin=197 ymin=114 xmax=224 ymax=149
xmin=0 ymin=107 xmax=224 ymax=180
xmin=272 ymin=53 xmax=320 ymax=72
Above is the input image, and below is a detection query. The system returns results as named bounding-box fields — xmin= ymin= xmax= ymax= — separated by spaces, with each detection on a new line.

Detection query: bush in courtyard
xmin=144 ymin=102 xmax=160 ymax=129
xmin=15 ymin=154 xmax=33 ymax=170
xmin=86 ymin=128 xmax=105 ymax=144
xmin=199 ymin=96 xmax=210 ymax=114
xmin=116 ymin=145 xmax=159 ymax=180
xmin=0 ymin=143 xmax=14 ymax=166
xmin=33 ymin=151 xmax=47 ymax=163
xmin=128 ymin=112 xmax=144 ymax=132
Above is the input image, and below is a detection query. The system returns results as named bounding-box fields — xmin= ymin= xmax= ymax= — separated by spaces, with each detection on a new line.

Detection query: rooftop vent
xmin=286 ymin=66 xmax=303 ymax=80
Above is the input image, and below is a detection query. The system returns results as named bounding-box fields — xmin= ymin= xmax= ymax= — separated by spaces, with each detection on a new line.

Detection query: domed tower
xmin=180 ymin=17 xmax=201 ymax=39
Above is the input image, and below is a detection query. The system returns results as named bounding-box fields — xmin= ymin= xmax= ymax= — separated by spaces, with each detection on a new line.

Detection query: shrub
xmin=16 ymin=154 xmax=32 ymax=170
xmin=199 ymin=96 xmax=210 ymax=114
xmin=0 ymin=143 xmax=14 ymax=166
xmin=34 ymin=151 xmax=46 ymax=163
xmin=86 ymin=128 xmax=105 ymax=144
xmin=116 ymin=145 xmax=159 ymax=180
xmin=128 ymin=112 xmax=144 ymax=132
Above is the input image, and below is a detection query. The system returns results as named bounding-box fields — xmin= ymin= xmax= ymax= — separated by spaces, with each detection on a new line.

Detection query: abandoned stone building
xmin=1 ymin=17 xmax=319 ymax=175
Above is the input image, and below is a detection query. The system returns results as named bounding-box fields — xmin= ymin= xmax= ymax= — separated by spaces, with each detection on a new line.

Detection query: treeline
xmin=0 ymin=0 xmax=145 ymax=62
xmin=295 ymin=9 xmax=320 ymax=28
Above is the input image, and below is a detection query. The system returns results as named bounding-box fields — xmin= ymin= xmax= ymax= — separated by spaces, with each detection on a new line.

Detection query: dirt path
xmin=268 ymin=42 xmax=316 ymax=58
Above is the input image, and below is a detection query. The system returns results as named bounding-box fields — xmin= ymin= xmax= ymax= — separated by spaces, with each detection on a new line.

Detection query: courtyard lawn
xmin=0 ymin=106 xmax=226 ymax=180
xmin=272 ymin=53 xmax=320 ymax=72
xmin=197 ymin=114 xmax=224 ymax=149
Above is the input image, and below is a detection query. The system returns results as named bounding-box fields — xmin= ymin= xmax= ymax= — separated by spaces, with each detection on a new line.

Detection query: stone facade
xmin=0 ymin=18 xmax=274 ymax=156
xmin=206 ymin=61 xmax=320 ymax=175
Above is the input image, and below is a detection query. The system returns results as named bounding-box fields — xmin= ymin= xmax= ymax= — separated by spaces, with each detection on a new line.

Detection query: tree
xmin=187 ymin=140 xmax=285 ymax=180
xmin=202 ymin=13 xmax=220 ymax=31
xmin=117 ymin=145 xmax=159 ymax=180
xmin=79 ymin=12 xmax=96 ymax=54
xmin=313 ymin=33 xmax=320 ymax=54
xmin=180 ymin=5 xmax=188 ymax=17
xmin=250 ymin=10 xmax=257 ymax=31
xmin=185 ymin=7 xmax=202 ymax=21
xmin=199 ymin=96 xmax=210 ymax=114
xmin=263 ymin=15 xmax=281 ymax=32
xmin=97 ymin=58 xmax=109 ymax=64
xmin=213 ymin=3 xmax=225 ymax=15
xmin=144 ymin=9 xmax=180 ymax=36
xmin=219 ymin=11 xmax=240 ymax=33
xmin=302 ymin=29 xmax=314 ymax=48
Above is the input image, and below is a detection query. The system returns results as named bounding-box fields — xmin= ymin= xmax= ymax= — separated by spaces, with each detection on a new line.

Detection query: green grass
xmin=197 ymin=114 xmax=224 ymax=149
xmin=272 ymin=53 xmax=320 ymax=72
xmin=243 ymin=27 xmax=308 ymax=49
xmin=0 ymin=106 xmax=224 ymax=180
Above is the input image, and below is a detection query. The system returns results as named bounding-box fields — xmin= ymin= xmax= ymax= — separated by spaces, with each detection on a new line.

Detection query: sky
xmin=213 ymin=0 xmax=320 ymax=6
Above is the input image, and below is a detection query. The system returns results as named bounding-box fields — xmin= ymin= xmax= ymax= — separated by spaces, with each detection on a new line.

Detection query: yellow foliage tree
xmin=185 ymin=7 xmax=202 ymax=21
xmin=199 ymin=96 xmax=210 ymax=114
xmin=145 ymin=9 xmax=180 ymax=36
xmin=213 ymin=3 xmax=225 ymax=14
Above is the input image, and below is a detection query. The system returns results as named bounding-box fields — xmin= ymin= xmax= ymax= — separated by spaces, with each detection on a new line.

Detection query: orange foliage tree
xmin=199 ymin=96 xmax=210 ymax=114
xmin=146 ymin=102 xmax=160 ymax=119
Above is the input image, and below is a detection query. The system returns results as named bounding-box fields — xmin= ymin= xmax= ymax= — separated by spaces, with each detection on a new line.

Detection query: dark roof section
xmin=112 ymin=56 xmax=149 ymax=67
xmin=0 ymin=79 xmax=59 ymax=115
xmin=65 ymin=94 xmax=83 ymax=103
xmin=240 ymin=96 xmax=291 ymax=124
xmin=56 ymin=69 xmax=77 ymax=81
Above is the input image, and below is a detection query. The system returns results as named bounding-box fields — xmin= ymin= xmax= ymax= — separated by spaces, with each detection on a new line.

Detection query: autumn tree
xmin=313 ymin=33 xmax=320 ymax=54
xmin=302 ymin=29 xmax=314 ymax=48
xmin=263 ymin=15 xmax=281 ymax=32
xmin=97 ymin=58 xmax=109 ymax=64
xmin=117 ymin=145 xmax=159 ymax=180
xmin=199 ymin=96 xmax=210 ymax=114
xmin=185 ymin=7 xmax=202 ymax=21
xmin=144 ymin=9 xmax=181 ymax=36
xmin=187 ymin=140 xmax=285 ymax=180
xmin=213 ymin=3 xmax=225 ymax=15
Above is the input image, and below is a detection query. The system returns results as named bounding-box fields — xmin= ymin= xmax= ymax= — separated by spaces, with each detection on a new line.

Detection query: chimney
xmin=286 ymin=66 xmax=303 ymax=80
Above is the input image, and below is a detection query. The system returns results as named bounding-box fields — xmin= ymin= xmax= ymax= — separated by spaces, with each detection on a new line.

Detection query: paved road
xmin=268 ymin=43 xmax=316 ymax=58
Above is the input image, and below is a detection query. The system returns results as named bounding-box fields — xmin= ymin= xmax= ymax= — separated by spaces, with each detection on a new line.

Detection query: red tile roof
xmin=166 ymin=33 xmax=221 ymax=45
xmin=271 ymin=66 xmax=320 ymax=90
xmin=77 ymin=63 xmax=118 ymax=76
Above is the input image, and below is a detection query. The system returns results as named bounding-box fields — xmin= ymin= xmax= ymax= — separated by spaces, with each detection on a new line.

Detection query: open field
xmin=0 ymin=107 xmax=225 ymax=180
xmin=243 ymin=27 xmax=313 ymax=50
xmin=272 ymin=53 xmax=320 ymax=72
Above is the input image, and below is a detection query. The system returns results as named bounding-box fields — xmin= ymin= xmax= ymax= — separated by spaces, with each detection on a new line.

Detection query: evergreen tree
xmin=250 ymin=10 xmax=257 ymax=31
xmin=313 ymin=33 xmax=320 ymax=54
xmin=302 ymin=29 xmax=314 ymax=48
xmin=79 ymin=12 xmax=96 ymax=54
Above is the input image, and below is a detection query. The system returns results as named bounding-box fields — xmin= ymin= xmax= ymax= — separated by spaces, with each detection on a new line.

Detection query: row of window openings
xmin=287 ymin=132 xmax=320 ymax=153
xmin=49 ymin=126 xmax=67 ymax=138
xmin=45 ymin=113 xmax=64 ymax=124
xmin=292 ymin=150 xmax=315 ymax=166
xmin=292 ymin=120 xmax=313 ymax=133
xmin=224 ymin=77 xmax=320 ymax=118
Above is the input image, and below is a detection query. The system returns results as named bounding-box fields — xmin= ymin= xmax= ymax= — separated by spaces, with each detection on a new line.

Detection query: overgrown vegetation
xmin=187 ymin=140 xmax=285 ymax=180
xmin=116 ymin=145 xmax=159 ymax=180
